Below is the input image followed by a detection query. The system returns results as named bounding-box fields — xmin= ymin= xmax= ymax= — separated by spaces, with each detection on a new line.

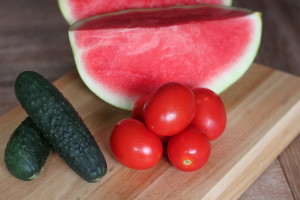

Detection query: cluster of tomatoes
xmin=110 ymin=82 xmax=227 ymax=172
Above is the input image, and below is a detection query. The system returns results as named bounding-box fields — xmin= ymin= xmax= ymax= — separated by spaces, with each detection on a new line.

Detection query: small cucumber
xmin=14 ymin=71 xmax=107 ymax=182
xmin=4 ymin=117 xmax=51 ymax=181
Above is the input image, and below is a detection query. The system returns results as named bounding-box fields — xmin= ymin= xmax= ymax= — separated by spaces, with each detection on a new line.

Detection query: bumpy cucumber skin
xmin=4 ymin=117 xmax=51 ymax=181
xmin=15 ymin=71 xmax=107 ymax=183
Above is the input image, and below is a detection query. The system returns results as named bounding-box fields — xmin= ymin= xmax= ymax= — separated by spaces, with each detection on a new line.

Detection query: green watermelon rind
xmin=69 ymin=6 xmax=262 ymax=110
xmin=59 ymin=0 xmax=233 ymax=25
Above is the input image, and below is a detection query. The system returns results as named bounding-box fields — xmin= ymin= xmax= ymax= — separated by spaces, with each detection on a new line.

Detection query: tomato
xmin=110 ymin=118 xmax=163 ymax=170
xmin=191 ymin=88 xmax=226 ymax=140
xmin=143 ymin=82 xmax=195 ymax=136
xmin=167 ymin=126 xmax=211 ymax=172
xmin=131 ymin=95 xmax=148 ymax=121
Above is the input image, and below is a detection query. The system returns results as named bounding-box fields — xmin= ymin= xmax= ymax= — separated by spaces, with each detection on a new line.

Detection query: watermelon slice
xmin=59 ymin=0 xmax=232 ymax=24
xmin=69 ymin=5 xmax=262 ymax=110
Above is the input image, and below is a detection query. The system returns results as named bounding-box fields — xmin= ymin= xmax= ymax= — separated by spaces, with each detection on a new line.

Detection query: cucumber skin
xmin=4 ymin=117 xmax=51 ymax=181
xmin=15 ymin=71 xmax=107 ymax=183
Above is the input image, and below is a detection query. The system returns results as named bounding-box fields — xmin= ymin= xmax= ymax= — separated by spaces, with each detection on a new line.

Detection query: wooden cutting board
xmin=1 ymin=63 xmax=300 ymax=200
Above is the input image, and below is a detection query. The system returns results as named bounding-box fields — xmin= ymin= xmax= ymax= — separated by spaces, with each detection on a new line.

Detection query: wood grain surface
xmin=0 ymin=0 xmax=299 ymax=199
xmin=234 ymin=1 xmax=300 ymax=199
xmin=0 ymin=63 xmax=300 ymax=200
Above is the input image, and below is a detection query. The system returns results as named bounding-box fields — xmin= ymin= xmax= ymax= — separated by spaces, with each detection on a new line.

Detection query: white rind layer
xmin=69 ymin=31 xmax=138 ymax=110
xmin=224 ymin=0 xmax=232 ymax=6
xmin=202 ymin=12 xmax=262 ymax=94
xmin=69 ymin=10 xmax=262 ymax=110
xmin=58 ymin=0 xmax=75 ymax=25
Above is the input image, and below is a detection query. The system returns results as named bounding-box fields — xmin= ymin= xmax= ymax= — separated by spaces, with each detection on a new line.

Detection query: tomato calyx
xmin=183 ymin=159 xmax=192 ymax=166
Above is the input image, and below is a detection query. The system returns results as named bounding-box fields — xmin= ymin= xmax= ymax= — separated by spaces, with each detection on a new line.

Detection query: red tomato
xmin=167 ymin=126 xmax=211 ymax=172
xmin=110 ymin=118 xmax=163 ymax=170
xmin=131 ymin=95 xmax=148 ymax=121
xmin=191 ymin=88 xmax=226 ymax=140
xmin=143 ymin=82 xmax=195 ymax=136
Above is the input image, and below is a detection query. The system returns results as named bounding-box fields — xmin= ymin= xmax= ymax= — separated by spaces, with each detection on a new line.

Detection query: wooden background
xmin=0 ymin=0 xmax=299 ymax=199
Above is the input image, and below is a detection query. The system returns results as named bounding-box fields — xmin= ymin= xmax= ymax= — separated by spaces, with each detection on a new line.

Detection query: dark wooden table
xmin=0 ymin=0 xmax=299 ymax=199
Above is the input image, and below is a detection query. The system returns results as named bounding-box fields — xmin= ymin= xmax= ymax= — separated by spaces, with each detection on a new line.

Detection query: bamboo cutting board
xmin=0 ymin=63 xmax=300 ymax=200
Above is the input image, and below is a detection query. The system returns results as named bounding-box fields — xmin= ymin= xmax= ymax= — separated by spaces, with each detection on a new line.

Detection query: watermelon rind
xmin=59 ymin=0 xmax=233 ymax=25
xmin=58 ymin=0 xmax=73 ymax=24
xmin=69 ymin=5 xmax=262 ymax=110
xmin=208 ymin=12 xmax=262 ymax=93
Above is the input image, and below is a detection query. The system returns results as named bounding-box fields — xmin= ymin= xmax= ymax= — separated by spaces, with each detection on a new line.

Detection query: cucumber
xmin=14 ymin=71 xmax=107 ymax=182
xmin=4 ymin=117 xmax=51 ymax=181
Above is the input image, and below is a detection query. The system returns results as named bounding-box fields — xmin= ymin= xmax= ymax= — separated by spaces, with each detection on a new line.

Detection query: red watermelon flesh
xmin=59 ymin=0 xmax=232 ymax=24
xmin=69 ymin=5 xmax=262 ymax=110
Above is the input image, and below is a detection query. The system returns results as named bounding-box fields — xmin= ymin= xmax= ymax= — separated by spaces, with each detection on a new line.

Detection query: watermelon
xmin=69 ymin=5 xmax=262 ymax=110
xmin=59 ymin=0 xmax=232 ymax=24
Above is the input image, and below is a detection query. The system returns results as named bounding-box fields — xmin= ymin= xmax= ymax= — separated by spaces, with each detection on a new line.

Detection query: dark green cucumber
xmin=15 ymin=71 xmax=107 ymax=182
xmin=4 ymin=117 xmax=51 ymax=181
